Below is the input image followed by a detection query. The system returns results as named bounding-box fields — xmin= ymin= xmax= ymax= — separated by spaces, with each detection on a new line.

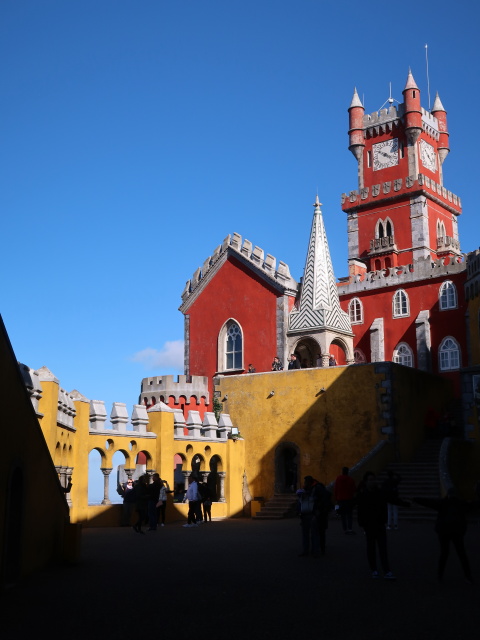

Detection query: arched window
xmin=439 ymin=337 xmax=460 ymax=371
xmin=437 ymin=220 xmax=446 ymax=238
xmin=439 ymin=281 xmax=457 ymax=310
xmin=224 ymin=320 xmax=243 ymax=370
xmin=393 ymin=343 xmax=414 ymax=367
xmin=354 ymin=349 xmax=366 ymax=363
xmin=393 ymin=290 xmax=409 ymax=317
xmin=349 ymin=298 xmax=363 ymax=324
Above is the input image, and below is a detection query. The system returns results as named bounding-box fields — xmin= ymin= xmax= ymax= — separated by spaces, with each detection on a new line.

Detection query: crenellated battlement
xmin=140 ymin=374 xmax=210 ymax=405
xmin=339 ymin=254 xmax=466 ymax=295
xmin=363 ymin=103 xmax=403 ymax=131
xmin=180 ymin=232 xmax=298 ymax=306
xmin=341 ymin=173 xmax=461 ymax=214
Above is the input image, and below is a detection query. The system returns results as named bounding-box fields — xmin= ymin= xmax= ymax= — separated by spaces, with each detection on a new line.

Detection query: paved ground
xmin=2 ymin=515 xmax=480 ymax=639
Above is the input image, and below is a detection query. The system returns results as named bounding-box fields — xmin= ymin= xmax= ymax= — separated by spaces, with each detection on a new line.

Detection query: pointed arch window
xmin=439 ymin=281 xmax=457 ymax=310
xmin=393 ymin=289 xmax=409 ymax=317
xmin=218 ymin=320 xmax=243 ymax=372
xmin=354 ymin=349 xmax=366 ymax=364
xmin=393 ymin=343 xmax=414 ymax=368
xmin=439 ymin=337 xmax=460 ymax=371
xmin=348 ymin=298 xmax=363 ymax=324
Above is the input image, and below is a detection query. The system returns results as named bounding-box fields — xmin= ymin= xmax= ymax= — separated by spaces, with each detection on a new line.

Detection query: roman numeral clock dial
xmin=373 ymin=138 xmax=399 ymax=171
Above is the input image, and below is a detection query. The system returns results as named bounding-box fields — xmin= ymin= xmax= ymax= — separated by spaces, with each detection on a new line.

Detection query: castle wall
xmin=215 ymin=363 xmax=453 ymax=504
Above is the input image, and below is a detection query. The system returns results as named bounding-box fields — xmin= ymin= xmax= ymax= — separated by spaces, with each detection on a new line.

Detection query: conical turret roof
xmin=288 ymin=197 xmax=352 ymax=336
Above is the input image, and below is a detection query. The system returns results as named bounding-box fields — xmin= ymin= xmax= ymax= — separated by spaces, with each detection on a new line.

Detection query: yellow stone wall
xmin=215 ymin=363 xmax=453 ymax=501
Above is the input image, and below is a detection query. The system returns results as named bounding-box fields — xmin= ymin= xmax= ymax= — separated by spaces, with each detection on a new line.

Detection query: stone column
xmin=415 ymin=310 xmax=432 ymax=372
xmin=218 ymin=472 xmax=226 ymax=503
xmin=124 ymin=468 xmax=135 ymax=480
xmin=100 ymin=468 xmax=113 ymax=505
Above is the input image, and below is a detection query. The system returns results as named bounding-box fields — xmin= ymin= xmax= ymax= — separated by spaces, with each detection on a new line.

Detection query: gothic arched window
xmin=349 ymin=298 xmax=363 ymax=324
xmin=393 ymin=290 xmax=409 ymax=317
xmin=218 ymin=320 xmax=243 ymax=371
xmin=393 ymin=343 xmax=414 ymax=367
xmin=439 ymin=281 xmax=457 ymax=310
xmin=354 ymin=349 xmax=366 ymax=364
xmin=439 ymin=337 xmax=460 ymax=371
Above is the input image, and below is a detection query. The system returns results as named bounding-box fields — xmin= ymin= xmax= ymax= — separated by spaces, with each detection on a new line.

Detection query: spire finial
xmin=313 ymin=194 xmax=322 ymax=211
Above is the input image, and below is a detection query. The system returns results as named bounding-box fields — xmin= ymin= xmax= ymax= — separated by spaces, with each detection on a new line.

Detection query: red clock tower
xmin=339 ymin=70 xmax=466 ymax=392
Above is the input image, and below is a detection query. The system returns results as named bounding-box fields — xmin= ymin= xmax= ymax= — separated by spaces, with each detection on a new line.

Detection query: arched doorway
xmin=294 ymin=338 xmax=320 ymax=368
xmin=274 ymin=443 xmax=299 ymax=493
xmin=330 ymin=339 xmax=347 ymax=366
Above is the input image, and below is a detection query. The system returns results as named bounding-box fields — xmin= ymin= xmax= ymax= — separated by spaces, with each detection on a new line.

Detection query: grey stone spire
xmin=289 ymin=196 xmax=352 ymax=337
xmin=432 ymin=91 xmax=445 ymax=112
xmin=349 ymin=87 xmax=363 ymax=109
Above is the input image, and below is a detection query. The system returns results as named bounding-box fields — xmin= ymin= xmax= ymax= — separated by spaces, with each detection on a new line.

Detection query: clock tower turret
xmin=341 ymin=70 xmax=462 ymax=273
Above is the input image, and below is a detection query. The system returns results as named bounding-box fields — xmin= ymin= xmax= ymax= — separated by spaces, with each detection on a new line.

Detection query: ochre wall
xmin=215 ymin=363 xmax=452 ymax=502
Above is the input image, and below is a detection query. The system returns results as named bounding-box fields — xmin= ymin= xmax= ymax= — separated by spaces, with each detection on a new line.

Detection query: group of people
xmin=118 ymin=473 xmax=172 ymax=533
xmin=297 ymin=466 xmax=479 ymax=583
xmin=270 ymin=353 xmax=337 ymax=371
xmin=182 ymin=475 xmax=212 ymax=527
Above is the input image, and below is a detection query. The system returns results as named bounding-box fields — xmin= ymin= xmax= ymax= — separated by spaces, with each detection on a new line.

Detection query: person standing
xmin=147 ymin=473 xmax=162 ymax=531
xmin=297 ymin=476 xmax=332 ymax=558
xmin=156 ymin=479 xmax=171 ymax=527
xmin=119 ymin=478 xmax=136 ymax=526
xmin=414 ymin=488 xmax=478 ymax=583
xmin=271 ymin=356 xmax=283 ymax=371
xmin=357 ymin=471 xmax=396 ymax=579
xmin=133 ymin=475 xmax=149 ymax=534
xmin=334 ymin=466 xmax=356 ymax=534
xmin=288 ymin=354 xmax=301 ymax=370
xmin=183 ymin=476 xmax=200 ymax=528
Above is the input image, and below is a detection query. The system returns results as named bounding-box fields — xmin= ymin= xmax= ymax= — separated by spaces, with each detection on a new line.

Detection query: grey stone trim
xmin=341 ymin=174 xmax=461 ymax=215
xmin=339 ymin=255 xmax=466 ymax=296
xmin=370 ymin=318 xmax=385 ymax=362
xmin=184 ymin=314 xmax=190 ymax=377
xmin=410 ymin=195 xmax=431 ymax=261
xmin=415 ymin=310 xmax=432 ymax=372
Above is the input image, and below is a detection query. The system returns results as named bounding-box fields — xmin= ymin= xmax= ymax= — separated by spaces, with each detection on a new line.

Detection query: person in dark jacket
xmin=382 ymin=470 xmax=404 ymax=530
xmin=356 ymin=471 xmax=396 ymax=579
xmin=133 ymin=475 xmax=149 ymax=534
xmin=288 ymin=354 xmax=301 ymax=370
xmin=414 ymin=488 xmax=479 ymax=583
xmin=297 ymin=476 xmax=332 ymax=557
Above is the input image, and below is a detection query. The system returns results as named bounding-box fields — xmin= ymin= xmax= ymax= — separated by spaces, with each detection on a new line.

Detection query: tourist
xmin=271 ymin=356 xmax=283 ymax=371
xmin=356 ymin=471 xmax=396 ymax=579
xmin=414 ymin=488 xmax=479 ymax=583
xmin=183 ymin=475 xmax=200 ymax=528
xmin=288 ymin=354 xmax=301 ymax=370
xmin=334 ymin=466 xmax=356 ymax=534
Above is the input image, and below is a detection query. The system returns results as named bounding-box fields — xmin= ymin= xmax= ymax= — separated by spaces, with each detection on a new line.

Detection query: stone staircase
xmin=253 ymin=493 xmax=298 ymax=520
xmin=377 ymin=438 xmax=443 ymax=522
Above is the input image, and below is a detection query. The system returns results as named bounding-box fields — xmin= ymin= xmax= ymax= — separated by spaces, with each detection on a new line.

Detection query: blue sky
xmin=1 ymin=1 xmax=478 ymax=500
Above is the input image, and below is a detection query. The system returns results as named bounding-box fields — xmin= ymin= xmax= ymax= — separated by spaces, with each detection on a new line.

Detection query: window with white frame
xmin=393 ymin=343 xmax=414 ymax=367
xmin=439 ymin=281 xmax=457 ymax=310
xmin=439 ymin=337 xmax=460 ymax=371
xmin=393 ymin=289 xmax=409 ymax=317
xmin=224 ymin=321 xmax=243 ymax=370
xmin=354 ymin=349 xmax=366 ymax=363
xmin=349 ymin=298 xmax=363 ymax=324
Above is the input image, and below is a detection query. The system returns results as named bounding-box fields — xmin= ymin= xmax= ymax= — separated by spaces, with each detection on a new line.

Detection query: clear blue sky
xmin=1 ymin=1 xmax=478 ymax=499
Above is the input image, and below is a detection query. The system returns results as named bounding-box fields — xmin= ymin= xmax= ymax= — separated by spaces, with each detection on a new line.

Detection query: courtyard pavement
xmin=2 ymin=514 xmax=480 ymax=639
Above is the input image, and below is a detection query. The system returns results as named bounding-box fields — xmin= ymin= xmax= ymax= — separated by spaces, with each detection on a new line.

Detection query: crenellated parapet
xmin=341 ymin=173 xmax=462 ymax=215
xmin=339 ymin=254 xmax=466 ymax=296
xmin=89 ymin=400 xmax=156 ymax=437
xmin=173 ymin=408 xmax=235 ymax=442
xmin=140 ymin=374 xmax=210 ymax=406
xmin=180 ymin=232 xmax=298 ymax=309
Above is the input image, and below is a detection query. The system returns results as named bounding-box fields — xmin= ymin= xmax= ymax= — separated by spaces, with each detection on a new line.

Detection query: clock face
xmin=420 ymin=139 xmax=436 ymax=172
xmin=372 ymin=138 xmax=399 ymax=171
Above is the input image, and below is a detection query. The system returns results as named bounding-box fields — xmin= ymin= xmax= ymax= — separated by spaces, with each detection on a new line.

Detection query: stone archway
xmin=294 ymin=337 xmax=320 ymax=368
xmin=274 ymin=443 xmax=300 ymax=494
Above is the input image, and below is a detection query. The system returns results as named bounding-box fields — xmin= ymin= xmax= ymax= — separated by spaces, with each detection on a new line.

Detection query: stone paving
xmin=2 ymin=515 xmax=480 ymax=639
